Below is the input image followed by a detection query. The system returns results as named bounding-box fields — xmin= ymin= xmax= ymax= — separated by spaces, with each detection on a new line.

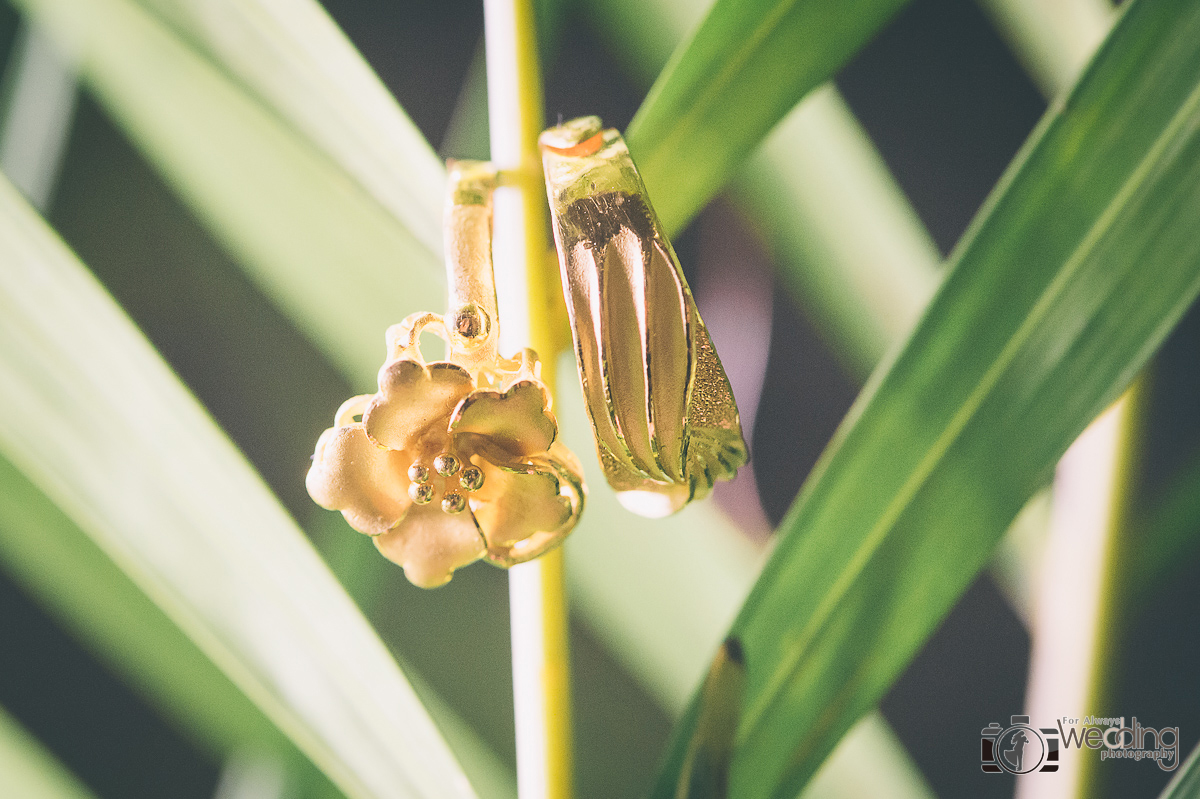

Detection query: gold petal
xmin=333 ymin=394 xmax=374 ymax=427
xmin=471 ymin=448 xmax=583 ymax=567
xmin=373 ymin=503 xmax=486 ymax=588
xmin=450 ymin=380 xmax=556 ymax=458
xmin=305 ymin=425 xmax=411 ymax=536
xmin=364 ymin=359 xmax=473 ymax=452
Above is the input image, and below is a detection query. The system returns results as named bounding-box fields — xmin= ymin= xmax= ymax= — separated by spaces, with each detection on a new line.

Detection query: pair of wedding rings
xmin=307 ymin=116 xmax=746 ymax=587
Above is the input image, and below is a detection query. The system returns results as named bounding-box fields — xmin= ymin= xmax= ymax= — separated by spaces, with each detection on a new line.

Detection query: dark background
xmin=0 ymin=0 xmax=1198 ymax=797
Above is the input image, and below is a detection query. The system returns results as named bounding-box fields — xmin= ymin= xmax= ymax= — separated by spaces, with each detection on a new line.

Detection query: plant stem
xmin=507 ymin=548 xmax=572 ymax=799
xmin=481 ymin=1 xmax=572 ymax=798
xmin=1017 ymin=382 xmax=1145 ymax=799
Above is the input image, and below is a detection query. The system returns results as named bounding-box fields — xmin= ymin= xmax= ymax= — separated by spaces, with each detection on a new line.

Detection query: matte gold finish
xmin=443 ymin=160 xmax=500 ymax=371
xmin=540 ymin=117 xmax=748 ymax=517
xmin=306 ymin=160 xmax=585 ymax=587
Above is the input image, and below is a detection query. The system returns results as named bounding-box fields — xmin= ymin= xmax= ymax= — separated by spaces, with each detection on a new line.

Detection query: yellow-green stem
xmin=1018 ymin=380 xmax=1144 ymax=799
xmin=481 ymin=0 xmax=572 ymax=797
xmin=1079 ymin=382 xmax=1147 ymax=797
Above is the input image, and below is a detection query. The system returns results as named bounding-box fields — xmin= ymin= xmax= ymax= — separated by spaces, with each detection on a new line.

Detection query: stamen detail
xmin=460 ymin=466 xmax=484 ymax=491
xmin=441 ymin=492 xmax=466 ymax=514
xmin=408 ymin=463 xmax=430 ymax=484
xmin=434 ymin=453 xmax=462 ymax=477
xmin=409 ymin=482 xmax=435 ymax=505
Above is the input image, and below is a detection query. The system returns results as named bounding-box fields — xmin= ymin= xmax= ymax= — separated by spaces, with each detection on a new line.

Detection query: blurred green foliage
xmin=1 ymin=0 xmax=1200 ymax=798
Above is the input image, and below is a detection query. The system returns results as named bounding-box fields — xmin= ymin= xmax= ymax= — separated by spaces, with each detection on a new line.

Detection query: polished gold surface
xmin=306 ymin=160 xmax=585 ymax=587
xmin=540 ymin=118 xmax=748 ymax=517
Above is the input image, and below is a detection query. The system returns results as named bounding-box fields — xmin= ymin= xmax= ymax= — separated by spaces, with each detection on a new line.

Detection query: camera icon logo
xmin=982 ymin=716 xmax=1060 ymax=774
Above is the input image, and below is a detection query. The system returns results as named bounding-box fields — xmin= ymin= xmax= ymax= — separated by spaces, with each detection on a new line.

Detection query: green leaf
xmin=123 ymin=0 xmax=446 ymax=257
xmin=1131 ymin=448 xmax=1200 ymax=595
xmin=7 ymin=0 xmax=790 ymax=788
xmin=1159 ymin=741 xmax=1200 ymax=799
xmin=553 ymin=367 xmax=766 ymax=713
xmin=404 ymin=668 xmax=518 ymax=799
xmin=0 ymin=456 xmax=341 ymax=799
xmin=0 ymin=705 xmax=98 ymax=799
xmin=585 ymin=0 xmax=940 ymax=377
xmin=17 ymin=0 xmax=931 ymax=795
xmin=648 ymin=0 xmax=1200 ymax=795
xmin=52 ymin=0 xmax=808 ymax=745
xmin=732 ymin=86 xmax=941 ymax=377
xmin=799 ymin=715 xmax=932 ymax=799
xmin=575 ymin=4 xmax=939 ymax=788
xmin=977 ymin=0 xmax=1113 ymax=98
xmin=47 ymin=0 xmax=939 ymax=796
xmin=12 ymin=0 xmax=443 ymax=380
xmin=2 ymin=450 xmax=512 ymax=799
xmin=0 ymin=173 xmax=474 ymax=799
xmin=625 ymin=0 xmax=911 ymax=234
xmin=307 ymin=514 xmax=517 ymax=799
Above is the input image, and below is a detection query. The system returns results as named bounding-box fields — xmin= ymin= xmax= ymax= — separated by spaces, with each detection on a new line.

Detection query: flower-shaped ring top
xmin=307 ymin=313 xmax=585 ymax=588
xmin=307 ymin=160 xmax=585 ymax=587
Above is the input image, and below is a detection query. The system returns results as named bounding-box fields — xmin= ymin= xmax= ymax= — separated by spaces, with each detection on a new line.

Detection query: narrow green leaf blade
xmin=1159 ymin=741 xmax=1200 ymax=799
xmin=23 ymin=0 xmax=933 ymax=794
xmin=1131 ymin=448 xmax=1200 ymax=594
xmin=0 ymin=456 xmax=341 ymax=798
xmin=554 ymin=366 xmax=765 ymax=713
xmin=0 ymin=705 xmax=99 ymax=799
xmin=732 ymin=86 xmax=941 ymax=377
xmin=651 ymin=0 xmax=1200 ymax=795
xmin=575 ymin=5 xmax=939 ymax=786
xmin=125 ymin=0 xmax=446 ymax=258
xmin=586 ymin=0 xmax=940 ymax=376
xmin=0 ymin=173 xmax=473 ymax=799
xmin=557 ymin=375 xmax=934 ymax=799
xmin=625 ymin=0 xmax=911 ymax=233
xmin=14 ymin=0 xmax=443 ymax=380
xmin=977 ymin=0 xmax=1113 ymax=98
